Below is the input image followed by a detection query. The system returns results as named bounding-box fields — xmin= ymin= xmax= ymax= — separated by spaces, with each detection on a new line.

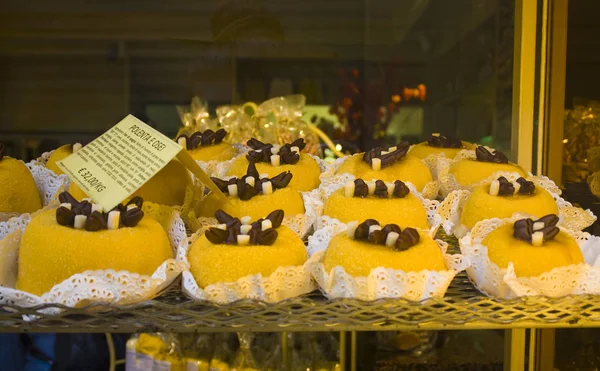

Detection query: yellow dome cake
xmin=409 ymin=134 xmax=475 ymax=159
xmin=188 ymin=210 xmax=307 ymax=287
xmin=69 ymin=159 xmax=192 ymax=206
xmin=16 ymin=192 xmax=172 ymax=295
xmin=323 ymin=179 xmax=429 ymax=229
xmin=46 ymin=142 xmax=84 ymax=175
xmin=322 ymin=220 xmax=446 ymax=277
xmin=199 ymin=162 xmax=305 ymax=220
xmin=482 ymin=214 xmax=583 ymax=277
xmin=0 ymin=145 xmax=42 ymax=214
xmin=460 ymin=176 xmax=559 ymax=229
xmin=227 ymin=138 xmax=321 ymax=192
xmin=336 ymin=142 xmax=433 ymax=191
xmin=449 ymin=146 xmax=527 ymax=187
xmin=176 ymin=129 xmax=237 ymax=162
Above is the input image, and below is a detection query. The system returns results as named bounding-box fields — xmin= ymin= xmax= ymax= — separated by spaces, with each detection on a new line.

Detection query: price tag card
xmin=57 ymin=115 xmax=184 ymax=211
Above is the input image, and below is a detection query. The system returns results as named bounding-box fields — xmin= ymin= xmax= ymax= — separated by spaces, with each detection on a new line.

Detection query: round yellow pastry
xmin=188 ymin=142 xmax=237 ymax=162
xmin=449 ymin=159 xmax=526 ymax=187
xmin=16 ymin=209 xmax=172 ymax=296
xmin=46 ymin=144 xmax=73 ymax=175
xmin=188 ymin=225 xmax=307 ymax=287
xmin=198 ymin=187 xmax=305 ymax=220
xmin=227 ymin=154 xmax=320 ymax=192
xmin=482 ymin=223 xmax=583 ymax=277
xmin=460 ymin=183 xmax=558 ymax=229
xmin=323 ymin=188 xmax=429 ymax=229
xmin=0 ymin=157 xmax=42 ymax=214
xmin=322 ymin=231 xmax=445 ymax=276
xmin=409 ymin=141 xmax=475 ymax=160
xmin=69 ymin=159 xmax=192 ymax=206
xmin=337 ymin=154 xmax=432 ymax=191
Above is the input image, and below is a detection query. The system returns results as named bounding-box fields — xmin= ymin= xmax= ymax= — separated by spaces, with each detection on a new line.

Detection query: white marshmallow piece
xmin=240 ymin=225 xmax=252 ymax=235
xmin=388 ymin=146 xmax=397 ymax=152
xmin=385 ymin=232 xmax=400 ymax=247
xmin=270 ymin=145 xmax=281 ymax=155
xmin=291 ymin=146 xmax=300 ymax=153
xmin=262 ymin=181 xmax=273 ymax=195
xmin=532 ymin=231 xmax=544 ymax=246
xmin=91 ymin=204 xmax=103 ymax=214
xmin=177 ymin=137 xmax=187 ymax=150
xmin=344 ymin=181 xmax=355 ymax=197
xmin=381 ymin=150 xmax=389 ymax=155
xmin=261 ymin=219 xmax=273 ymax=231
xmin=126 ymin=204 xmax=137 ymax=211
xmin=60 ymin=203 xmax=72 ymax=210
xmin=489 ymin=180 xmax=500 ymax=196
xmin=367 ymin=182 xmax=376 ymax=195
xmin=216 ymin=224 xmax=227 ymax=230
xmin=368 ymin=225 xmax=382 ymax=234
xmin=73 ymin=143 xmax=83 ymax=152
xmin=237 ymin=235 xmax=250 ymax=245
xmin=260 ymin=173 xmax=269 ymax=179
xmin=533 ymin=221 xmax=545 ymax=231
xmin=227 ymin=184 xmax=238 ymax=197
xmin=386 ymin=182 xmax=395 ymax=198
xmin=245 ymin=176 xmax=256 ymax=187
xmin=346 ymin=221 xmax=359 ymax=238
xmin=371 ymin=158 xmax=382 ymax=171
xmin=270 ymin=154 xmax=281 ymax=167
xmin=513 ymin=182 xmax=521 ymax=194
xmin=241 ymin=216 xmax=252 ymax=225
xmin=74 ymin=215 xmax=87 ymax=229
xmin=255 ymin=149 xmax=262 ymax=153
xmin=432 ymin=133 xmax=440 ymax=137
xmin=107 ymin=211 xmax=121 ymax=230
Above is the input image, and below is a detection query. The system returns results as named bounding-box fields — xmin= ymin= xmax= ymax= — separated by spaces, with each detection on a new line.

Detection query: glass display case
xmin=0 ymin=0 xmax=597 ymax=370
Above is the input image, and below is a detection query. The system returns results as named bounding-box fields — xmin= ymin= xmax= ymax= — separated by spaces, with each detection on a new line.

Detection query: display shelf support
xmin=504 ymin=329 xmax=527 ymax=371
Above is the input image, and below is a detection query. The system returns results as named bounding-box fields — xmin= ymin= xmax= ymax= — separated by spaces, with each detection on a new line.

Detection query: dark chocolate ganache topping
xmin=177 ymin=129 xmax=227 ymax=150
xmin=475 ymin=146 xmax=509 ymax=164
xmin=56 ymin=192 xmax=144 ymax=232
xmin=427 ymin=134 xmax=462 ymax=148
xmin=513 ymin=214 xmax=560 ymax=246
xmin=348 ymin=219 xmax=420 ymax=251
xmin=210 ymin=163 xmax=292 ymax=201
xmin=205 ymin=209 xmax=284 ymax=246
xmin=346 ymin=179 xmax=410 ymax=199
xmin=362 ymin=141 xmax=410 ymax=169
xmin=245 ymin=138 xmax=306 ymax=165
xmin=491 ymin=176 xmax=536 ymax=196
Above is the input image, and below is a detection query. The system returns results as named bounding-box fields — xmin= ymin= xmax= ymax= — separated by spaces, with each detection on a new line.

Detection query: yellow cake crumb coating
xmin=323 ymin=189 xmax=429 ymax=229
xmin=188 ymin=142 xmax=238 ymax=162
xmin=482 ymin=223 xmax=583 ymax=277
xmin=227 ymin=154 xmax=321 ymax=192
xmin=69 ymin=159 xmax=192 ymax=206
xmin=409 ymin=141 xmax=475 ymax=160
xmin=460 ymin=184 xmax=559 ymax=229
xmin=0 ymin=157 xmax=42 ymax=214
xmin=449 ymin=159 xmax=527 ymax=187
xmin=16 ymin=209 xmax=172 ymax=296
xmin=322 ymin=231 xmax=446 ymax=277
xmin=198 ymin=188 xmax=305 ymax=220
xmin=46 ymin=144 xmax=72 ymax=175
xmin=336 ymin=154 xmax=432 ymax=191
xmin=188 ymin=225 xmax=307 ymax=287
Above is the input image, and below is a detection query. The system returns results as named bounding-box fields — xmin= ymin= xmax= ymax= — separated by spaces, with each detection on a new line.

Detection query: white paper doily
xmin=0 ymin=204 xmax=187 ymax=309
xmin=306 ymin=222 xmax=469 ymax=301
xmin=177 ymin=228 xmax=316 ymax=304
xmin=319 ymin=155 xmax=440 ymax=200
xmin=194 ymin=143 xmax=249 ymax=176
xmin=459 ymin=214 xmax=600 ymax=299
xmin=316 ymin=180 xmax=441 ymax=237
xmin=438 ymin=172 xmax=596 ymax=237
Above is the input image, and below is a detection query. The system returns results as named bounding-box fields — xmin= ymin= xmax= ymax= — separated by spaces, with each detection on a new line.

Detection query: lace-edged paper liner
xmin=316 ymin=180 xmax=442 ymax=238
xmin=319 ymin=156 xmax=440 ymax=200
xmin=306 ymin=223 xmax=469 ymax=301
xmin=437 ymin=172 xmax=596 ymax=237
xmin=437 ymin=150 xmax=562 ymax=198
xmin=459 ymin=214 xmax=600 ymax=299
xmin=0 ymin=204 xmax=187 ymax=311
xmin=190 ymin=188 xmax=322 ymax=239
xmin=194 ymin=143 xmax=250 ymax=176
xmin=176 ymin=229 xmax=316 ymax=304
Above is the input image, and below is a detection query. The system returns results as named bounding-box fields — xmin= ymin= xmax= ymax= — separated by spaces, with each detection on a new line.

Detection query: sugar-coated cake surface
xmin=16 ymin=209 xmax=172 ymax=296
xmin=0 ymin=157 xmax=42 ymax=214
xmin=449 ymin=159 xmax=526 ymax=186
xmin=188 ymin=142 xmax=237 ymax=162
xmin=482 ymin=223 xmax=583 ymax=277
xmin=322 ymin=231 xmax=445 ymax=277
xmin=46 ymin=144 xmax=72 ymax=175
xmin=409 ymin=141 xmax=474 ymax=159
xmin=188 ymin=225 xmax=306 ymax=288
